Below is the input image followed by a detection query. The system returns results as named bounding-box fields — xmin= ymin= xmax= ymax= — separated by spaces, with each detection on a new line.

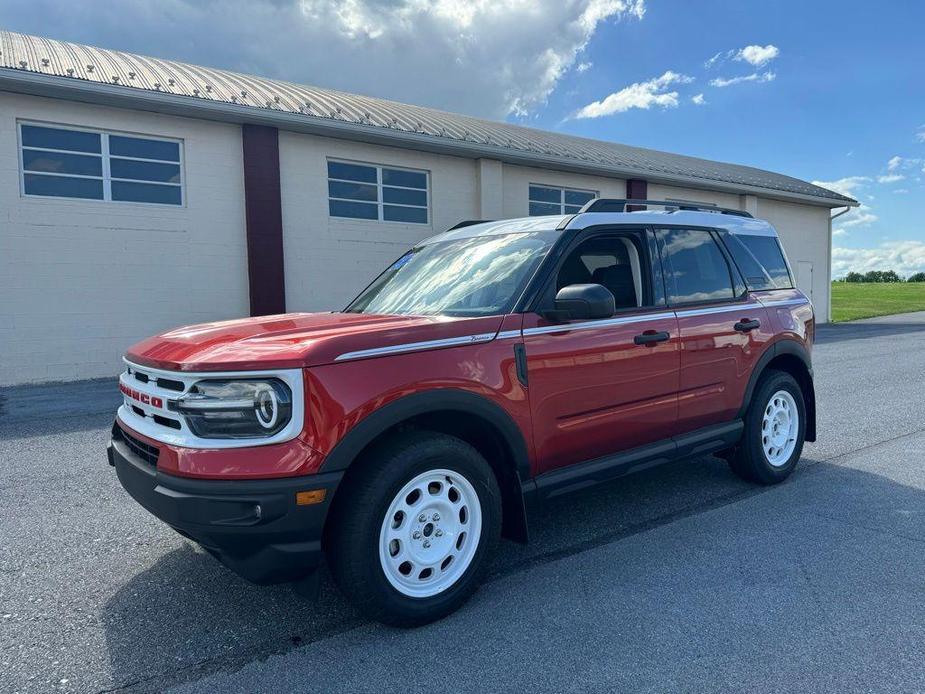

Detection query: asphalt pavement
xmin=2 ymin=312 xmax=925 ymax=693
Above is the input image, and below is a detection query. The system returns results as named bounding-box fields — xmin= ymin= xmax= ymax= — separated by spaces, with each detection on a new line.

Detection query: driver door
xmin=522 ymin=230 xmax=680 ymax=474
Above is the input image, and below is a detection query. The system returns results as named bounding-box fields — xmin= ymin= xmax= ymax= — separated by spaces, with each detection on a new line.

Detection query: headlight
xmin=174 ymin=379 xmax=292 ymax=439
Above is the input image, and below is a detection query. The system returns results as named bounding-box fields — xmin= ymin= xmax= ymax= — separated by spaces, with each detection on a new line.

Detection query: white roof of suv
xmin=565 ymin=210 xmax=778 ymax=236
xmin=428 ymin=205 xmax=778 ymax=245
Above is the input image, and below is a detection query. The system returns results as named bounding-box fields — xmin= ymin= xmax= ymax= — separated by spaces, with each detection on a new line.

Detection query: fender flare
xmin=319 ymin=388 xmax=531 ymax=478
xmin=737 ymin=339 xmax=817 ymax=442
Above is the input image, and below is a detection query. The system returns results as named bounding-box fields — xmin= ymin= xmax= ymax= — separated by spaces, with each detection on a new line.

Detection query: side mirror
xmin=550 ymin=283 xmax=615 ymax=321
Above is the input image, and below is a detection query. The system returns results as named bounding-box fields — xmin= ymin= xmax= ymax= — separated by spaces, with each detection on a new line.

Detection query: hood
xmin=125 ymin=312 xmax=506 ymax=372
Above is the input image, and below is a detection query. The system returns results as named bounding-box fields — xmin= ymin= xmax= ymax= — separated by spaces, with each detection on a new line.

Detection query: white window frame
xmin=528 ymin=183 xmax=597 ymax=215
xmin=327 ymin=158 xmax=430 ymax=225
xmin=17 ymin=120 xmax=185 ymax=207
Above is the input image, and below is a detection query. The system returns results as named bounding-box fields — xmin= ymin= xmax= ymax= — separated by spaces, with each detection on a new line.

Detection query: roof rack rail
xmin=448 ymin=219 xmax=493 ymax=230
xmin=579 ymin=199 xmax=753 ymax=218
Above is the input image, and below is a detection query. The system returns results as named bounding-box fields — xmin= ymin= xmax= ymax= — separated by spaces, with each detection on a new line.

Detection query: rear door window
xmin=656 ymin=229 xmax=736 ymax=305
xmin=723 ymin=234 xmax=793 ymax=290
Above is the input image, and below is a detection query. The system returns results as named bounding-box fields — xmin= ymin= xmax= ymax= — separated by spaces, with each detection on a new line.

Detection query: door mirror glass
xmin=552 ymin=283 xmax=615 ymax=321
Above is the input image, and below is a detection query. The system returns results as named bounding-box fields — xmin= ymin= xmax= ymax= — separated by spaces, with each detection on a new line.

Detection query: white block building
xmin=0 ymin=31 xmax=856 ymax=385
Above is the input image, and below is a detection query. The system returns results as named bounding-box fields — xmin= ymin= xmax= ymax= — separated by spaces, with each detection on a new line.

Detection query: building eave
xmin=0 ymin=68 xmax=858 ymax=210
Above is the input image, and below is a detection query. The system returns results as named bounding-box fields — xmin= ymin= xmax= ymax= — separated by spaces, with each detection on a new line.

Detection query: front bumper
xmin=108 ymin=424 xmax=342 ymax=584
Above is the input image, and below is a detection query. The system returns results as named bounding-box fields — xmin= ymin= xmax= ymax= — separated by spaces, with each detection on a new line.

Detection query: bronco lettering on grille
xmin=120 ymin=382 xmax=164 ymax=409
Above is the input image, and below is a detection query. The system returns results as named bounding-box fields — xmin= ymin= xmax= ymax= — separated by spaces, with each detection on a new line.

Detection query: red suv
xmin=109 ymin=199 xmax=815 ymax=625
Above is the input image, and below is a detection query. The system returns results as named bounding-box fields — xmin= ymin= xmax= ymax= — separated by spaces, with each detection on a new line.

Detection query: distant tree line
xmin=838 ymin=270 xmax=925 ymax=283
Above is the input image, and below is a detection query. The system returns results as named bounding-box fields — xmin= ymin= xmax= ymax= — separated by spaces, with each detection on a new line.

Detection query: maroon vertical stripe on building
xmin=242 ymin=124 xmax=286 ymax=316
xmin=626 ymin=178 xmax=648 ymax=211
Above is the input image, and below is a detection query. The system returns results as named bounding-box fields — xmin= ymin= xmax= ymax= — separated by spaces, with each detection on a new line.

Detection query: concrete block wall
xmin=0 ymin=93 xmax=249 ymax=384
xmin=278 ymin=141 xmax=638 ymax=312
xmin=278 ymin=132 xmax=480 ymax=312
xmin=500 ymin=162 xmax=626 ymax=218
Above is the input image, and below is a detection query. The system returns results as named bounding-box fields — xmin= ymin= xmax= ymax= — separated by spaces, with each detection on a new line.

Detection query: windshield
xmin=346 ymin=231 xmax=557 ymax=317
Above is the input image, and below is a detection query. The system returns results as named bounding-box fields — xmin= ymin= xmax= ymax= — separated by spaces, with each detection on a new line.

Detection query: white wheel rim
xmin=378 ymin=468 xmax=482 ymax=598
xmin=761 ymin=390 xmax=799 ymax=467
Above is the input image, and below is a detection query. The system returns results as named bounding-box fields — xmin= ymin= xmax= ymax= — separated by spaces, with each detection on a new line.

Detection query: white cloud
xmin=916 ymin=126 xmax=925 ymax=143
xmin=576 ymin=61 xmax=593 ymax=73
xmin=735 ymin=44 xmax=780 ymax=67
xmin=705 ymin=44 xmax=779 ymax=69
xmin=691 ymin=93 xmax=706 ymax=105
xmin=709 ymin=71 xmax=776 ymax=88
xmin=880 ymin=155 xmax=924 ymax=180
xmin=814 ymin=176 xmax=876 ymax=231
xmin=704 ymin=51 xmax=724 ymax=69
xmin=832 ymin=241 xmax=925 ymax=278
xmin=572 ymin=70 xmax=694 ymax=119
xmin=894 ymin=189 xmax=910 ymax=194
xmin=832 ymin=228 xmax=848 ymax=237
xmin=839 ymin=204 xmax=878 ymax=228
xmin=811 ymin=176 xmax=870 ymax=198
xmin=1 ymin=0 xmax=647 ymax=119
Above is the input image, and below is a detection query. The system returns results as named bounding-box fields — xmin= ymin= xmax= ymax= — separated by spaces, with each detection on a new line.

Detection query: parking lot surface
xmin=2 ymin=312 xmax=925 ymax=693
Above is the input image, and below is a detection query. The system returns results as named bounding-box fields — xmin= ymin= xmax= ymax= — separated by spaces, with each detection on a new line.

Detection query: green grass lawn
xmin=831 ymin=282 xmax=925 ymax=322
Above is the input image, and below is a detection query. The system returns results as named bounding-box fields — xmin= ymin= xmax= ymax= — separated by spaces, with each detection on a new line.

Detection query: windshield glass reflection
xmin=347 ymin=232 xmax=556 ymax=317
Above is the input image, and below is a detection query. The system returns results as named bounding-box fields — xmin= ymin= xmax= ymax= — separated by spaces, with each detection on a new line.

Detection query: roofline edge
xmin=0 ymin=69 xmax=858 ymax=209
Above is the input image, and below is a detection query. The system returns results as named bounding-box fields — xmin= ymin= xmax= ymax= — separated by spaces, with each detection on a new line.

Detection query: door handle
xmin=634 ymin=330 xmax=670 ymax=346
xmin=734 ymin=319 xmax=761 ymax=332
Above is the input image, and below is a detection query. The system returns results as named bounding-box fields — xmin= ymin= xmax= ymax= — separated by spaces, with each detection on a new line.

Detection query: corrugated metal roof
xmin=0 ymin=30 xmax=855 ymax=207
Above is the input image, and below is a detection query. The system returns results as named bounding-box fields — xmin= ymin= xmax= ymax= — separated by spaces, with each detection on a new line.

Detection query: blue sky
xmin=537 ymin=0 xmax=925 ymax=276
xmin=2 ymin=0 xmax=923 ymax=276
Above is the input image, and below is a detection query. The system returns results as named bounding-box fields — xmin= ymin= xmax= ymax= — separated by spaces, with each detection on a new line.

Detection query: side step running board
xmin=527 ymin=420 xmax=744 ymax=502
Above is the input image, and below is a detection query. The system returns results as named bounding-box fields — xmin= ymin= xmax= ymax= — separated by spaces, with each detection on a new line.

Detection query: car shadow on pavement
xmin=99 ymin=542 xmax=361 ymax=691
xmin=98 ymin=453 xmax=925 ymax=692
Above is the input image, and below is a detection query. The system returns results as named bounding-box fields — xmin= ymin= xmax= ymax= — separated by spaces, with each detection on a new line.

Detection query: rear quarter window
xmin=723 ymin=234 xmax=793 ymax=290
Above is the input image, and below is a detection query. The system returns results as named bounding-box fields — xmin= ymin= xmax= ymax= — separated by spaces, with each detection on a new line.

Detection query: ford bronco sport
xmin=109 ymin=199 xmax=815 ymax=626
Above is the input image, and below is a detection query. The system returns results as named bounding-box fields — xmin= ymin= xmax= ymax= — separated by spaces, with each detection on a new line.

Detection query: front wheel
xmin=728 ymin=370 xmax=806 ymax=485
xmin=327 ymin=431 xmax=501 ymax=626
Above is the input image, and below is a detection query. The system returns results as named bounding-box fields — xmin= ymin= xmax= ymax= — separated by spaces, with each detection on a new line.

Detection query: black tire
xmin=728 ymin=370 xmax=806 ymax=485
xmin=326 ymin=430 xmax=502 ymax=627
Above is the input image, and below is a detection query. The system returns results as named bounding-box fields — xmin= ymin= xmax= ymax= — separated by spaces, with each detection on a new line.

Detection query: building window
xmin=19 ymin=123 xmax=183 ymax=205
xmin=528 ymin=184 xmax=596 ymax=216
xmin=328 ymin=160 xmax=429 ymax=224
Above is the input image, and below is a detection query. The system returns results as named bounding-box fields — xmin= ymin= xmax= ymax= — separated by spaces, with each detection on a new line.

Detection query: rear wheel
xmin=327 ymin=431 xmax=501 ymax=626
xmin=729 ymin=370 xmax=805 ymax=485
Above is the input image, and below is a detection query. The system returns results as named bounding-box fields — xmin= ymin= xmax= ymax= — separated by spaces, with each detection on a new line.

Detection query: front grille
xmin=130 ymin=367 xmax=185 ymax=392
xmin=156 ymin=377 xmax=185 ymax=392
xmin=113 ymin=423 xmax=160 ymax=467
xmin=123 ymin=364 xmax=188 ymax=432
xmin=153 ymin=414 xmax=181 ymax=430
